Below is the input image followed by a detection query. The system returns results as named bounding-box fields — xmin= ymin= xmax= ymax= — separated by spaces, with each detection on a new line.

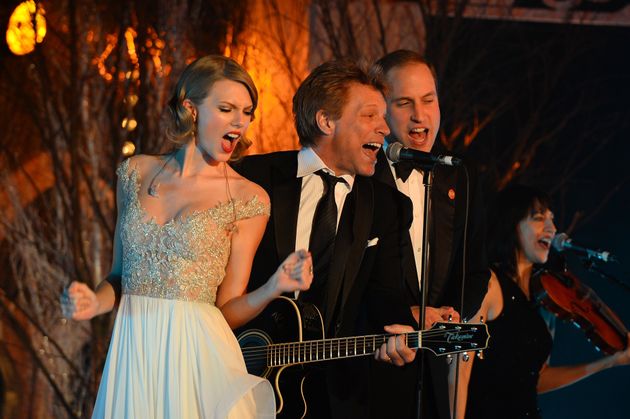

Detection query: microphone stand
xmin=416 ymin=164 xmax=435 ymax=419
xmin=583 ymin=258 xmax=630 ymax=293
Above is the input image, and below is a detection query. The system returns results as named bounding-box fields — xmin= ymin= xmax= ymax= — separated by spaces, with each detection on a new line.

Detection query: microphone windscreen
xmin=386 ymin=142 xmax=403 ymax=162
xmin=551 ymin=233 xmax=569 ymax=251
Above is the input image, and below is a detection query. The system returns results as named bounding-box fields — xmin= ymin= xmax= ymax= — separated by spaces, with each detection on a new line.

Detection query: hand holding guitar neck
xmin=236 ymin=296 xmax=489 ymax=416
xmin=375 ymin=324 xmax=417 ymax=366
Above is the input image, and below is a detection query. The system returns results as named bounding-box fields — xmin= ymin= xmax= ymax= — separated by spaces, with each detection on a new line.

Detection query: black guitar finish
xmin=237 ymin=296 xmax=489 ymax=417
xmin=237 ymin=297 xmax=324 ymax=417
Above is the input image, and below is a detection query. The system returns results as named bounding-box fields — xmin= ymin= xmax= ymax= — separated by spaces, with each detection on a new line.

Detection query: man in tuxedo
xmin=368 ymin=50 xmax=490 ymax=418
xmin=234 ymin=59 xmax=417 ymax=418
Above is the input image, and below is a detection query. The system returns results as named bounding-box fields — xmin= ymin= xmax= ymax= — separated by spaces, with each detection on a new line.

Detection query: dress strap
xmin=116 ymin=158 xmax=131 ymax=179
xmin=115 ymin=158 xmax=137 ymax=210
xmin=233 ymin=196 xmax=271 ymax=221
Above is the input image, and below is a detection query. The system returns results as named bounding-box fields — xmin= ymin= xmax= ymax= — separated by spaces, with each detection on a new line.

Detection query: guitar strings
xmin=239 ymin=329 xmax=479 ymax=353
xmin=238 ymin=329 xmax=484 ymax=362
xmin=241 ymin=350 xmax=477 ymax=365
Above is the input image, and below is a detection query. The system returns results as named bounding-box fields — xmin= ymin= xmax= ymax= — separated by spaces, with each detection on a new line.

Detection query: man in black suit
xmin=234 ymin=60 xmax=417 ymax=418
xmin=368 ymin=50 xmax=490 ymax=419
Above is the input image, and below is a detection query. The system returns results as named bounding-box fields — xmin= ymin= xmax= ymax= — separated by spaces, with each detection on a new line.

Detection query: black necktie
xmin=393 ymin=160 xmax=422 ymax=182
xmin=303 ymin=170 xmax=344 ymax=305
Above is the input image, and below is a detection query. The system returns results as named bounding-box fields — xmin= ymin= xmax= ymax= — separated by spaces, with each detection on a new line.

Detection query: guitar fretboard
xmin=267 ymin=333 xmax=417 ymax=366
xmin=264 ymin=325 xmax=478 ymax=366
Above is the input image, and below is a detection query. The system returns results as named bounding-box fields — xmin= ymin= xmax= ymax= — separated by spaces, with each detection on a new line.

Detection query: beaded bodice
xmin=116 ymin=159 xmax=270 ymax=305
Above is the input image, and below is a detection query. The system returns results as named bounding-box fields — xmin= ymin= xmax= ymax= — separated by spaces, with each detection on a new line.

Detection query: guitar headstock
xmin=420 ymin=322 xmax=490 ymax=357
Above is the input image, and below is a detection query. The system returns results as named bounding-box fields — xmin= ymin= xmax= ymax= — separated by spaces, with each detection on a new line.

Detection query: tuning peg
xmin=446 ymin=354 xmax=453 ymax=365
xmin=462 ymin=352 xmax=470 ymax=362
xmin=476 ymin=350 xmax=484 ymax=360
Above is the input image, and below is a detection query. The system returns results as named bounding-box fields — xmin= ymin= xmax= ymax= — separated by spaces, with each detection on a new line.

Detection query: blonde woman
xmin=64 ymin=55 xmax=313 ymax=418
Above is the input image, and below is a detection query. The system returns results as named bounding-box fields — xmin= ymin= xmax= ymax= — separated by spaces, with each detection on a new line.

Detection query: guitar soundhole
xmin=238 ymin=331 xmax=272 ymax=377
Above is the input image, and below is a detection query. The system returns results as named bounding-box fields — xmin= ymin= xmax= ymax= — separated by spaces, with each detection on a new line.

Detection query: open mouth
xmin=538 ymin=237 xmax=551 ymax=251
xmin=362 ymin=142 xmax=382 ymax=162
xmin=222 ymin=132 xmax=240 ymax=153
xmin=362 ymin=142 xmax=382 ymax=152
xmin=409 ymin=127 xmax=429 ymax=141
xmin=223 ymin=132 xmax=240 ymax=142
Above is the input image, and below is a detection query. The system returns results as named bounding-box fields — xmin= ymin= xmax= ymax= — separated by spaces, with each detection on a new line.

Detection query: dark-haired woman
xmin=62 ymin=55 xmax=313 ymax=418
xmin=460 ymin=184 xmax=630 ymax=419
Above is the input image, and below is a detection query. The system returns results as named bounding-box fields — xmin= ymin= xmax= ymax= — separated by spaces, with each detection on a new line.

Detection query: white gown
xmin=92 ymin=159 xmax=274 ymax=418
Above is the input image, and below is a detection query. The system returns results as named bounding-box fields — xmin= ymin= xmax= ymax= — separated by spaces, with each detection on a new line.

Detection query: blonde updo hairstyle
xmin=166 ymin=55 xmax=258 ymax=161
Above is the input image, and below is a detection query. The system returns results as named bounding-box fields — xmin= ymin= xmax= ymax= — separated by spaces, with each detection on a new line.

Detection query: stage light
xmin=6 ymin=1 xmax=47 ymax=56
xmin=122 ymin=141 xmax=136 ymax=157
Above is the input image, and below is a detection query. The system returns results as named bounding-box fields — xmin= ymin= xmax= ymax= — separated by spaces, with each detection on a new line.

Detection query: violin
xmin=531 ymin=267 xmax=628 ymax=355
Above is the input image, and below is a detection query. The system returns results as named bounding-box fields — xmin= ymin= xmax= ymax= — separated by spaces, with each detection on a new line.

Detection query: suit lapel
xmin=322 ymin=176 xmax=373 ymax=333
xmin=374 ymin=149 xmax=397 ymax=189
xmin=428 ymin=167 xmax=457 ymax=305
xmin=375 ymin=150 xmax=419 ymax=301
xmin=271 ymin=156 xmax=300 ymax=260
xmin=340 ymin=177 xmax=372 ymax=305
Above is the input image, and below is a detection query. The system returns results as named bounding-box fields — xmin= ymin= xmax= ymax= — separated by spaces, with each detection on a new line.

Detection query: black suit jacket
xmin=233 ymin=150 xmax=415 ymax=418
xmin=369 ymin=148 xmax=490 ymax=419
xmin=373 ymin=149 xmax=489 ymax=318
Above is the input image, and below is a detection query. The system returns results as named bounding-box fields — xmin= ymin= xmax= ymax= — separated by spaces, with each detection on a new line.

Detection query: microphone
xmin=386 ymin=142 xmax=462 ymax=167
xmin=551 ymin=233 xmax=616 ymax=263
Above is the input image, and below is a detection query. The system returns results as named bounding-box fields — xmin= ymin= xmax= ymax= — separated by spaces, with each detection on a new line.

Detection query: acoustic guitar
xmin=237 ymin=296 xmax=489 ymax=417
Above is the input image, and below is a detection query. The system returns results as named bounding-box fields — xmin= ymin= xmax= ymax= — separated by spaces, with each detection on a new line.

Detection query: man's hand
xmin=374 ymin=324 xmax=417 ymax=366
xmin=411 ymin=305 xmax=461 ymax=329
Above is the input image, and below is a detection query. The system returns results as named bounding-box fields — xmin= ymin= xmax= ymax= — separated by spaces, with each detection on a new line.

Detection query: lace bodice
xmin=116 ymin=158 xmax=270 ymax=305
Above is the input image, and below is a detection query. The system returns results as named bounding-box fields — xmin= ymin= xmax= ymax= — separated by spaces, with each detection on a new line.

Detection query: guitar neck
xmin=266 ymin=325 xmax=480 ymax=367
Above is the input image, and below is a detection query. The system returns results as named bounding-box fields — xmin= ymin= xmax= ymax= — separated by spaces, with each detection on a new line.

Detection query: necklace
xmin=223 ymin=162 xmax=238 ymax=233
xmin=147 ymin=154 xmax=175 ymax=198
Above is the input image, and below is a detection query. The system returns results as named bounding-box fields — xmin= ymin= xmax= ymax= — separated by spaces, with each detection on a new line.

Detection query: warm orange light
xmin=146 ymin=26 xmax=165 ymax=77
xmin=6 ymin=0 xmax=47 ymax=56
xmin=125 ymin=94 xmax=138 ymax=106
xmin=120 ymin=118 xmax=137 ymax=131
xmin=223 ymin=24 xmax=234 ymax=58
xmin=124 ymin=27 xmax=138 ymax=65
xmin=121 ymin=141 xmax=136 ymax=156
xmin=94 ymin=34 xmax=117 ymax=81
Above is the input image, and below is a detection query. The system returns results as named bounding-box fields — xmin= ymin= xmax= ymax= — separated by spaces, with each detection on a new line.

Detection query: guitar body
xmin=237 ymin=296 xmax=325 ymax=418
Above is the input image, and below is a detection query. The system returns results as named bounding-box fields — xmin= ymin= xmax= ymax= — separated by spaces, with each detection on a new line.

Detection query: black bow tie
xmin=393 ymin=161 xmax=422 ymax=182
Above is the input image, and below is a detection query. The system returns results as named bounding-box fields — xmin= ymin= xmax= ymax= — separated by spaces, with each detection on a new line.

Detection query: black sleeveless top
xmin=466 ymin=270 xmax=553 ymax=419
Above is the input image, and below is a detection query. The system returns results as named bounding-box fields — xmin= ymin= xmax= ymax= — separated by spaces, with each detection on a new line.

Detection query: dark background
xmin=462 ymin=18 xmax=630 ymax=418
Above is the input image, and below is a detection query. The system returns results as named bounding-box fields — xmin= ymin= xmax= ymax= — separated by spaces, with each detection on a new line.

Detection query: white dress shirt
xmin=294 ymin=147 xmax=354 ymax=296
xmin=384 ymin=141 xmax=427 ymax=289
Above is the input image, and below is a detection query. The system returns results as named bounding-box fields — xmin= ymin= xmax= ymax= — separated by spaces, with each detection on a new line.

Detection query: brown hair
xmin=292 ymin=59 xmax=382 ymax=147
xmin=165 ymin=55 xmax=258 ymax=160
xmin=371 ymin=49 xmax=438 ymax=94
xmin=488 ymin=184 xmax=552 ymax=280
